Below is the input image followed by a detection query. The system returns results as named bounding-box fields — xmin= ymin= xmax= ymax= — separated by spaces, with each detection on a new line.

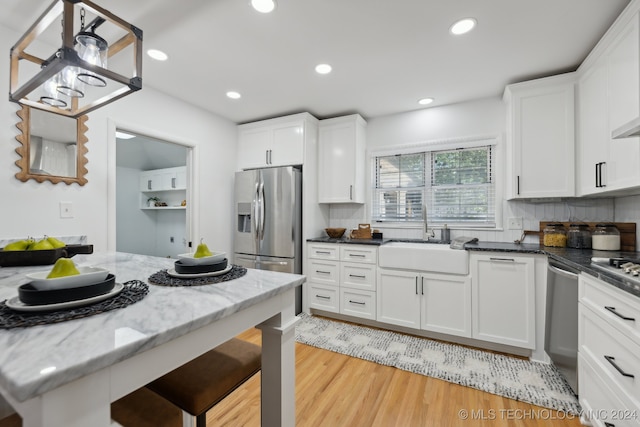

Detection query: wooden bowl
xmin=325 ymin=228 xmax=346 ymax=239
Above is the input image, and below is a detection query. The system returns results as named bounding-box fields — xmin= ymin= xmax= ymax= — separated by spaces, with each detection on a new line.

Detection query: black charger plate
xmin=18 ymin=274 xmax=116 ymax=305
xmin=174 ymin=259 xmax=228 ymax=274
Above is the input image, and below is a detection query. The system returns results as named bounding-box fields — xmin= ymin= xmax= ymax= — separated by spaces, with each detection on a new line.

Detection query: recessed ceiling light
xmin=226 ymin=91 xmax=242 ymax=99
xmin=147 ymin=49 xmax=168 ymax=61
xmin=251 ymin=0 xmax=276 ymax=13
xmin=450 ymin=18 xmax=477 ymax=35
xmin=116 ymin=131 xmax=136 ymax=139
xmin=315 ymin=64 xmax=332 ymax=75
xmin=418 ymin=98 xmax=434 ymax=106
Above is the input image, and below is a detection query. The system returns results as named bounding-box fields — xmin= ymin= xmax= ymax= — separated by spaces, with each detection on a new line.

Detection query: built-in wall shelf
xmin=139 ymin=166 xmax=187 ymax=210
xmin=141 ymin=206 xmax=186 ymax=211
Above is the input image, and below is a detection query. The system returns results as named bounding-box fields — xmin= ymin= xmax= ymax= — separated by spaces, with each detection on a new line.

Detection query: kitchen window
xmin=372 ymin=145 xmax=495 ymax=227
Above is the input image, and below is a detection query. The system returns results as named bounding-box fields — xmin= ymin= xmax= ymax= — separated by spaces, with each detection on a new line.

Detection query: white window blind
xmin=372 ymin=145 xmax=495 ymax=227
xmin=372 ymin=153 xmax=425 ymax=221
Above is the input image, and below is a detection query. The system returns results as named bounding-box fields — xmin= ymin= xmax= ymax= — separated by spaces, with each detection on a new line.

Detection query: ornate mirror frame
xmin=14 ymin=105 xmax=89 ymax=185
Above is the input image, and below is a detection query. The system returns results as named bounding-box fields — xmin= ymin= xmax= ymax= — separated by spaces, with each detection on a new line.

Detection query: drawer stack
xmin=306 ymin=243 xmax=377 ymax=320
xmin=578 ymin=274 xmax=640 ymax=427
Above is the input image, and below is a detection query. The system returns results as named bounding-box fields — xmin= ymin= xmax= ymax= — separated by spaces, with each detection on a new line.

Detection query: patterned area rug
xmin=295 ymin=313 xmax=580 ymax=415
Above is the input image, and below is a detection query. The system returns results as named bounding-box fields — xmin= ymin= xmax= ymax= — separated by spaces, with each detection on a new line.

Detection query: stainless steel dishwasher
xmin=544 ymin=259 xmax=579 ymax=393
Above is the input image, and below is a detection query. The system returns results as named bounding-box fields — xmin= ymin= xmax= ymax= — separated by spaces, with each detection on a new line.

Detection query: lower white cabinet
xmin=470 ymin=253 xmax=536 ymax=349
xmin=377 ymin=268 xmax=471 ymax=338
xmin=579 ymin=274 xmax=640 ymax=426
xmin=306 ymin=243 xmax=377 ymax=320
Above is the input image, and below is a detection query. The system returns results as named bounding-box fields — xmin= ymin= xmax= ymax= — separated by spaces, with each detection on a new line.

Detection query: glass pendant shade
xmin=57 ymin=65 xmax=85 ymax=97
xmin=40 ymin=73 xmax=67 ymax=107
xmin=75 ymin=31 xmax=108 ymax=87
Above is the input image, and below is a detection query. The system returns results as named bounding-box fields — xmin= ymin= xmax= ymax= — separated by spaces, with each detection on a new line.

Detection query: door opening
xmin=115 ymin=130 xmax=192 ymax=258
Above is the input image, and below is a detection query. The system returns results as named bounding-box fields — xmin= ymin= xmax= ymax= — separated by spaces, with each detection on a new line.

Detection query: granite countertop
xmin=308 ymin=236 xmax=640 ymax=298
xmin=0 ymin=252 xmax=305 ymax=402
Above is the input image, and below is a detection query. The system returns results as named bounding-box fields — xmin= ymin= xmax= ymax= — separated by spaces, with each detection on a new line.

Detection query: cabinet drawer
xmin=308 ymin=244 xmax=339 ymax=260
xmin=580 ymin=274 xmax=640 ymax=343
xmin=579 ymin=353 xmax=640 ymax=427
xmin=308 ymin=284 xmax=339 ymax=313
xmin=340 ymin=289 xmax=376 ymax=320
xmin=340 ymin=245 xmax=377 ymax=264
xmin=580 ymin=305 xmax=640 ymax=409
xmin=340 ymin=262 xmax=376 ymax=291
xmin=307 ymin=260 xmax=339 ymax=285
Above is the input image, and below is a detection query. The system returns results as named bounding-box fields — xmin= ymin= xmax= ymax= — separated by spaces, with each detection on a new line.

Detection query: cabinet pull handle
xmin=316 ymin=295 xmax=330 ymax=300
xmin=266 ymin=150 xmax=269 ymax=165
xmin=601 ymin=162 xmax=606 ymax=187
xmin=415 ymin=277 xmax=418 ymax=295
xmin=605 ymin=306 xmax=636 ymax=321
xmin=421 ymin=276 xmax=424 ymax=295
xmin=489 ymin=257 xmax=515 ymax=262
xmin=147 ymin=179 xmax=152 ymax=190
xmin=595 ymin=163 xmax=599 ymax=188
xmin=316 ymin=251 xmax=331 ymax=255
xmin=349 ymin=300 xmax=366 ymax=305
xmin=350 ymin=185 xmax=353 ymax=200
xmin=171 ymin=177 xmax=176 ymax=188
xmin=604 ymin=355 xmax=635 ymax=378
xmin=316 ymin=270 xmax=331 ymax=275
xmin=349 ymin=254 xmax=366 ymax=258
xmin=516 ymin=175 xmax=520 ymax=195
xmin=349 ymin=274 xmax=366 ymax=278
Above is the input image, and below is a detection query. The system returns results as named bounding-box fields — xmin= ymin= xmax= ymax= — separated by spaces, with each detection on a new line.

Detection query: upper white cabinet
xmin=318 ymin=114 xmax=367 ymax=203
xmin=139 ymin=166 xmax=187 ymax=209
xmin=577 ymin=9 xmax=640 ymax=195
xmin=470 ymin=253 xmax=536 ymax=349
xmin=504 ymin=73 xmax=576 ymax=199
xmin=237 ymin=113 xmax=316 ymax=170
xmin=139 ymin=166 xmax=186 ymax=192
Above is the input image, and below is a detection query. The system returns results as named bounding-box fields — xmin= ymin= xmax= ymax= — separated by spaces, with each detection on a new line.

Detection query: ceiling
xmin=1 ymin=0 xmax=632 ymax=124
xmin=116 ymin=133 xmax=187 ymax=170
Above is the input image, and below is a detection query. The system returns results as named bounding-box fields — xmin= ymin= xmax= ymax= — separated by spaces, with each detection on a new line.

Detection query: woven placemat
xmin=148 ymin=265 xmax=247 ymax=287
xmin=0 ymin=280 xmax=148 ymax=329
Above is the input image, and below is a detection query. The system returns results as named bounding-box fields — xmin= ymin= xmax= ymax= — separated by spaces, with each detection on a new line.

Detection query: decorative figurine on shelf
xmin=147 ymin=197 xmax=159 ymax=207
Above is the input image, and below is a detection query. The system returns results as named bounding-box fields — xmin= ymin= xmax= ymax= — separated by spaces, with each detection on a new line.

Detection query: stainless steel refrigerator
xmin=234 ymin=166 xmax=302 ymax=313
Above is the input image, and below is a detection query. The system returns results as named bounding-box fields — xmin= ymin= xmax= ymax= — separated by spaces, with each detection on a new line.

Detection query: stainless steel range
xmin=591 ymin=257 xmax=640 ymax=284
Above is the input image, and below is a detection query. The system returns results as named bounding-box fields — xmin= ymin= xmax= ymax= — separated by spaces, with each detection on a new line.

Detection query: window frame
xmin=369 ymin=135 xmax=501 ymax=230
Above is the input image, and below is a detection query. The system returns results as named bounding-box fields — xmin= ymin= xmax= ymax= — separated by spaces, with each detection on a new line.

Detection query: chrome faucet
xmin=423 ymin=204 xmax=435 ymax=240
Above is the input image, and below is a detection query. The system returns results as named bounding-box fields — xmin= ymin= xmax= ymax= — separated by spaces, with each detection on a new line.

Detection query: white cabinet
xmin=237 ymin=113 xmax=316 ymax=170
xmin=139 ymin=166 xmax=187 ymax=210
xmin=577 ymin=57 xmax=609 ymax=196
xmin=139 ymin=166 xmax=186 ymax=192
xmin=577 ymin=10 xmax=640 ymax=195
xmin=318 ymin=114 xmax=366 ymax=203
xmin=305 ymin=243 xmax=377 ymax=320
xmin=377 ymin=268 xmax=471 ymax=337
xmin=504 ymin=73 xmax=575 ymax=199
xmin=470 ymin=253 xmax=536 ymax=349
xmin=578 ymin=274 xmax=640 ymax=426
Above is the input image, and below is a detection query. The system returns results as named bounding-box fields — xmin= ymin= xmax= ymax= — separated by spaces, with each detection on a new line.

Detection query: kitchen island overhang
xmin=0 ymin=252 xmax=304 ymax=427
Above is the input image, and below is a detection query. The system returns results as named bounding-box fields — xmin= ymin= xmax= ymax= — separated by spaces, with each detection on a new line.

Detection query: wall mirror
xmin=14 ymin=105 xmax=88 ymax=185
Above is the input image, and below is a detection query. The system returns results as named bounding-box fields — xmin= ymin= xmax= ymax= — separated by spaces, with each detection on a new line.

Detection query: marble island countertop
xmin=0 ymin=252 xmax=305 ymax=403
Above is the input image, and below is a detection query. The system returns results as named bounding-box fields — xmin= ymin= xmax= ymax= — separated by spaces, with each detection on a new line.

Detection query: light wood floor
xmin=206 ymin=325 xmax=584 ymax=427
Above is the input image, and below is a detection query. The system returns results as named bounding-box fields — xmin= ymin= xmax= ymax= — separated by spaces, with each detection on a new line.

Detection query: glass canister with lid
xmin=543 ymin=223 xmax=567 ymax=247
xmin=592 ymin=224 xmax=620 ymax=250
xmin=566 ymin=223 xmax=592 ymax=249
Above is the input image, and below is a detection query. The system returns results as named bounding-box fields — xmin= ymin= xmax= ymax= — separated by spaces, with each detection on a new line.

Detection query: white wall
xmin=329 ymin=97 xmax=616 ymax=244
xmin=0 ymin=24 xmax=237 ymax=254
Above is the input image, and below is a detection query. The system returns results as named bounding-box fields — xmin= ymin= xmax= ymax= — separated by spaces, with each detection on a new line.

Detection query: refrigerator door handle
xmin=258 ymin=180 xmax=265 ymax=240
xmin=255 ymin=260 xmax=289 ymax=266
xmin=252 ymin=181 xmax=260 ymax=245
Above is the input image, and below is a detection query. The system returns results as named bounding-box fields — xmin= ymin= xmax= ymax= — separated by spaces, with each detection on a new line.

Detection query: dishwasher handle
xmin=548 ymin=263 xmax=579 ymax=280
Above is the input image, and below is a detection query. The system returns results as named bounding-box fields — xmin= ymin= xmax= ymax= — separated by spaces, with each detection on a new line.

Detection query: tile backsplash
xmin=328 ymin=199 xmax=617 ymax=245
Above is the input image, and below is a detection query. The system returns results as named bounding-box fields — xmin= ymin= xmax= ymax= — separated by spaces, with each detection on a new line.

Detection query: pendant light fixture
xmin=9 ymin=0 xmax=142 ymax=118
